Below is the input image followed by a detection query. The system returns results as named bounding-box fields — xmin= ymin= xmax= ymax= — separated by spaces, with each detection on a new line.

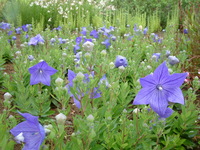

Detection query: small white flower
xmin=119 ymin=66 xmax=125 ymax=71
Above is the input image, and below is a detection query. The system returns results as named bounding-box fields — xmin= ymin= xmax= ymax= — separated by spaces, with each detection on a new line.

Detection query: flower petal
xmin=150 ymin=90 xmax=168 ymax=117
xmin=40 ymin=72 xmax=51 ymax=86
xmin=162 ymin=73 xmax=187 ymax=88
xmin=133 ymin=87 xmax=155 ymax=105
xmin=140 ymin=74 xmax=155 ymax=88
xmin=68 ymin=70 xmax=76 ymax=87
xmin=166 ymin=87 xmax=185 ymax=104
xmin=159 ymin=107 xmax=174 ymax=118
xmin=153 ymin=62 xmax=169 ymax=84
xmin=72 ymin=96 xmax=81 ymax=109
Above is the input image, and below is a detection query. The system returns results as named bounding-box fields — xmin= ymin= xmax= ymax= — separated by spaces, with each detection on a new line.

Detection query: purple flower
xmin=75 ymin=37 xmax=82 ymax=45
xmin=53 ymin=26 xmax=62 ymax=31
xmin=0 ymin=22 xmax=11 ymax=30
xmin=58 ymin=38 xmax=67 ymax=44
xmin=115 ymin=55 xmax=128 ymax=68
xmin=101 ymin=39 xmax=111 ymax=49
xmin=80 ymin=27 xmax=87 ymax=36
xmin=28 ymin=61 xmax=57 ymax=86
xmin=84 ymin=38 xmax=92 ymax=43
xmin=183 ymin=29 xmax=188 ymax=34
xmin=133 ymin=62 xmax=187 ymax=118
xmin=22 ymin=24 xmax=29 ymax=32
xmin=90 ymin=30 xmax=99 ymax=38
xmin=28 ymin=34 xmax=45 ymax=46
xmin=12 ymin=36 xmax=17 ymax=40
xmin=73 ymin=44 xmax=80 ymax=54
xmin=10 ymin=112 xmax=45 ymax=150
xmin=168 ymin=56 xmax=179 ymax=65
xmin=111 ymin=35 xmax=116 ymax=41
xmin=50 ymin=38 xmax=56 ymax=45
xmin=28 ymin=55 xmax=34 ymax=61
xmin=15 ymin=27 xmax=22 ymax=34
xmin=7 ymin=30 xmax=13 ymax=36
xmin=152 ymin=53 xmax=161 ymax=62
xmin=165 ymin=50 xmax=170 ymax=57
xmin=25 ymin=34 xmax=29 ymax=39
xmin=127 ymin=36 xmax=134 ymax=41
xmin=153 ymin=34 xmax=163 ymax=43
xmin=143 ymin=27 xmax=148 ymax=35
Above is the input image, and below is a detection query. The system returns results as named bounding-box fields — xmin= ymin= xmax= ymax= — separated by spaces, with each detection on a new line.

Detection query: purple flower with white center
xmin=66 ymin=70 xmax=101 ymax=108
xmin=10 ymin=112 xmax=45 ymax=150
xmin=114 ymin=55 xmax=128 ymax=68
xmin=152 ymin=53 xmax=161 ymax=62
xmin=7 ymin=30 xmax=13 ymax=36
xmin=101 ymin=39 xmax=111 ymax=49
xmin=90 ymin=30 xmax=99 ymax=38
xmin=28 ymin=61 xmax=57 ymax=86
xmin=168 ymin=56 xmax=179 ymax=65
xmin=80 ymin=27 xmax=87 ymax=36
xmin=133 ymin=62 xmax=187 ymax=118
xmin=15 ymin=27 xmax=22 ymax=34
xmin=28 ymin=34 xmax=45 ymax=46
xmin=75 ymin=37 xmax=82 ymax=45
xmin=143 ymin=27 xmax=148 ymax=35
xmin=0 ymin=22 xmax=11 ymax=30
xmin=183 ymin=29 xmax=188 ymax=34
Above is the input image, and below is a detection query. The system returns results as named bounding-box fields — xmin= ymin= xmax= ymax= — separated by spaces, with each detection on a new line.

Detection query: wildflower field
xmin=0 ymin=0 xmax=200 ymax=150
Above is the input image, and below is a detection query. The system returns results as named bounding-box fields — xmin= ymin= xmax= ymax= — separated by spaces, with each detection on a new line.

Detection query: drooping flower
xmin=114 ymin=55 xmax=128 ymax=68
xmin=133 ymin=62 xmax=187 ymax=118
xmin=28 ymin=61 xmax=57 ymax=86
xmin=28 ymin=34 xmax=45 ymax=46
xmin=73 ymin=44 xmax=80 ymax=54
xmin=10 ymin=112 xmax=45 ymax=150
xmin=168 ymin=56 xmax=179 ymax=65
xmin=75 ymin=37 xmax=82 ymax=45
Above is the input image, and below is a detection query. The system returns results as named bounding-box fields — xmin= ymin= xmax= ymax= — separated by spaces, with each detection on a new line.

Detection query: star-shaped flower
xmin=10 ymin=112 xmax=45 ymax=150
xmin=28 ymin=61 xmax=57 ymax=86
xmin=133 ymin=62 xmax=187 ymax=118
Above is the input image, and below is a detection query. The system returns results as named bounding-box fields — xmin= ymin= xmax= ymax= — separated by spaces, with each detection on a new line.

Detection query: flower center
xmin=39 ymin=69 xmax=43 ymax=74
xmin=156 ymin=84 xmax=163 ymax=91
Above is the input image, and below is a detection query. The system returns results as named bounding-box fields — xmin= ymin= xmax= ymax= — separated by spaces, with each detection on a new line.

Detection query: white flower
xmin=55 ymin=113 xmax=67 ymax=125
xmin=82 ymin=41 xmax=94 ymax=51
xmin=4 ymin=92 xmax=12 ymax=100
xmin=133 ymin=108 xmax=140 ymax=113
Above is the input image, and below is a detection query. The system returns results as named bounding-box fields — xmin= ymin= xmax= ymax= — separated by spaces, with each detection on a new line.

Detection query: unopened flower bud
xmin=55 ymin=113 xmax=67 ymax=125
xmin=100 ymin=50 xmax=107 ymax=55
xmin=119 ymin=66 xmax=125 ymax=71
xmin=133 ymin=108 xmax=140 ymax=113
xmin=4 ymin=92 xmax=12 ymax=100
xmin=87 ymin=114 xmax=94 ymax=122
xmin=82 ymin=41 xmax=94 ymax=51
xmin=109 ymin=62 xmax=115 ymax=69
xmin=76 ymin=72 xmax=85 ymax=81
xmin=55 ymin=77 xmax=64 ymax=86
